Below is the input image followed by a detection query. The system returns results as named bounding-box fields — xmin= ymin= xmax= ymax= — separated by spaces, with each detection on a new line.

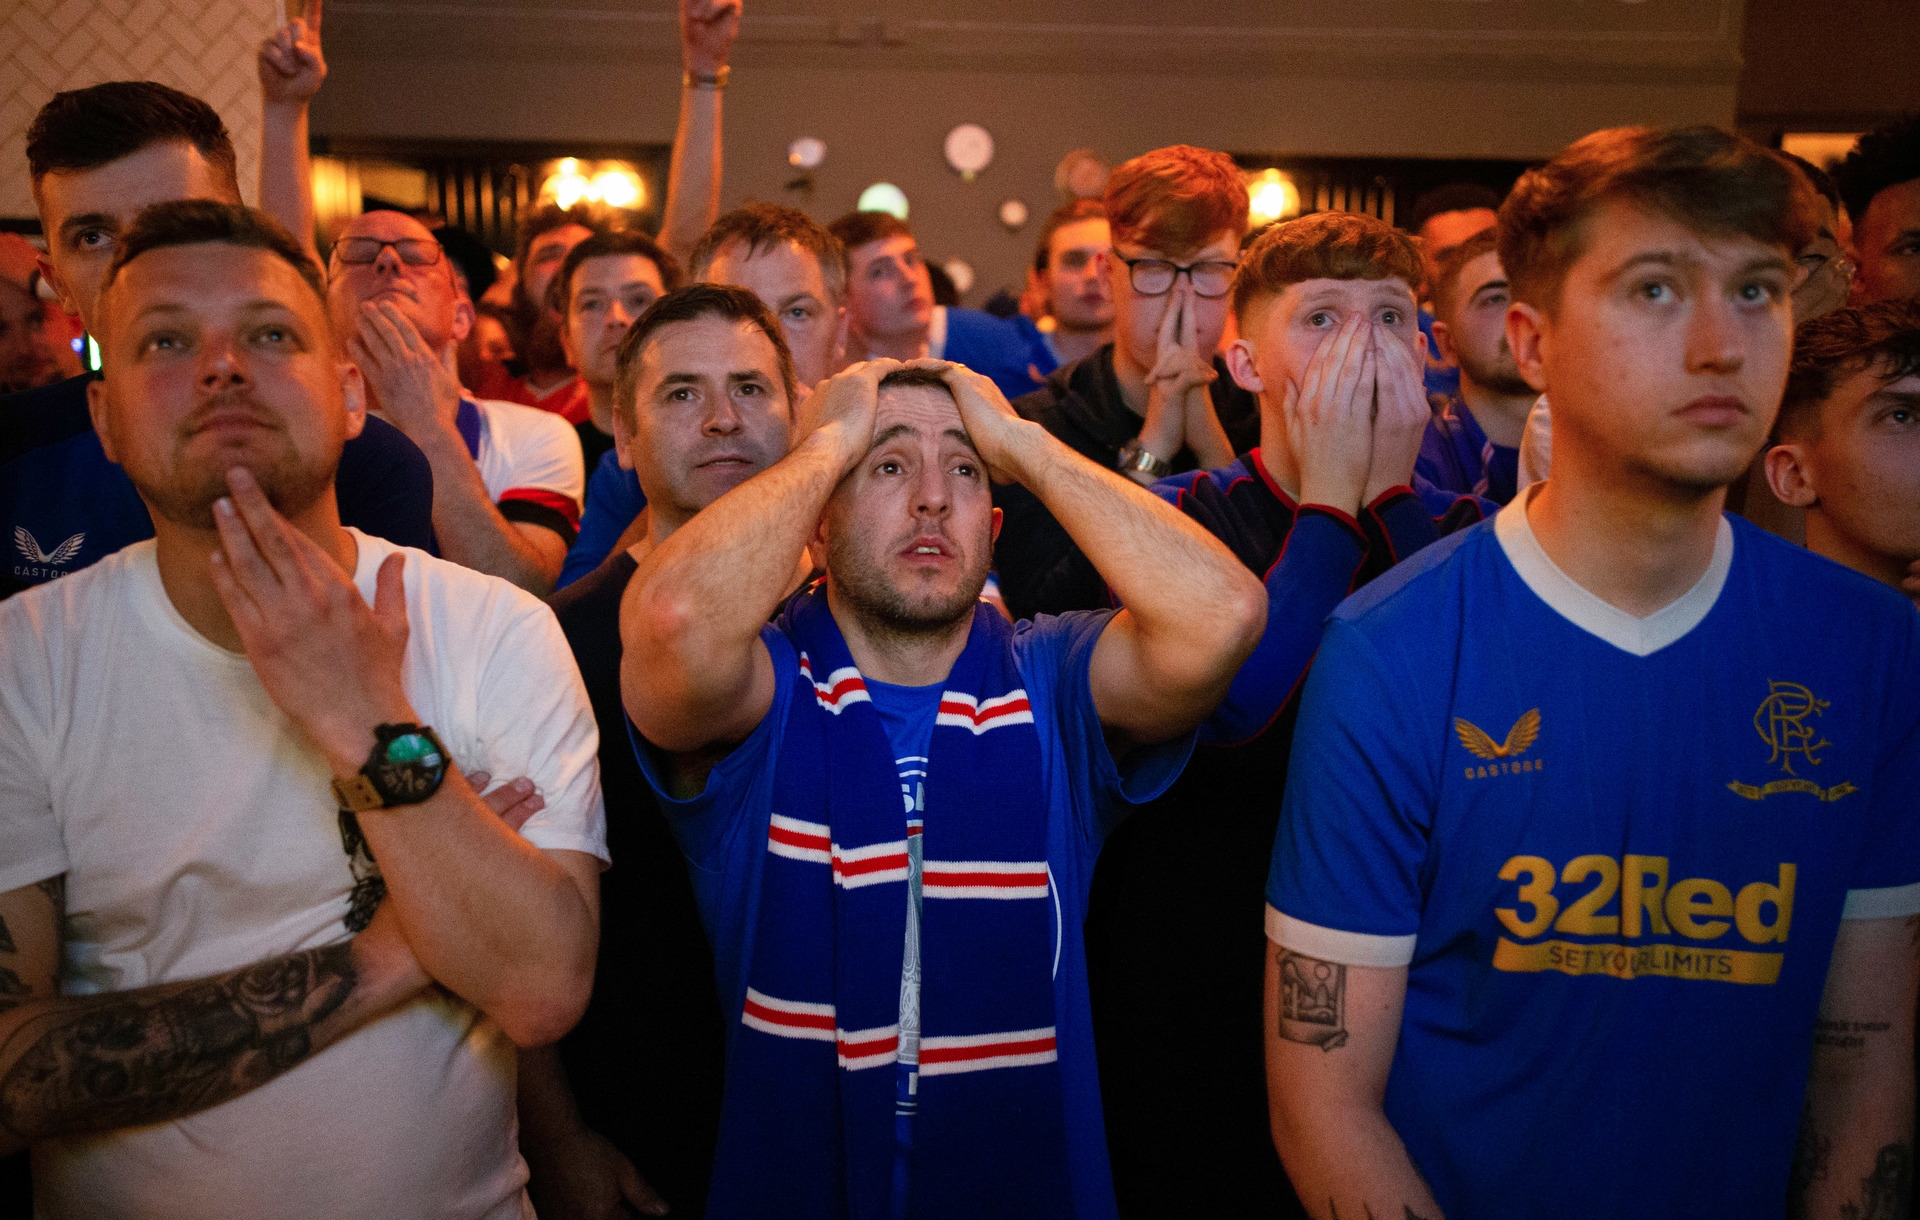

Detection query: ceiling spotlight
xmin=788 ymin=137 xmax=827 ymax=170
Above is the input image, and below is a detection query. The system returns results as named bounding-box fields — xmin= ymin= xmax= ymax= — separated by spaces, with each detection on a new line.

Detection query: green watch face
xmin=384 ymin=733 xmax=443 ymax=768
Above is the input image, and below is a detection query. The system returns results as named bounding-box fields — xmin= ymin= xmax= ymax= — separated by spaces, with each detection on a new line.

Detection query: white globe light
xmin=857 ymin=182 xmax=910 ymax=220
xmin=788 ymin=137 xmax=827 ymax=170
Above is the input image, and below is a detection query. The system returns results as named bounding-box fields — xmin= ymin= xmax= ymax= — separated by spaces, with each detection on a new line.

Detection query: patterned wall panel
xmin=1 ymin=0 xmax=279 ymax=218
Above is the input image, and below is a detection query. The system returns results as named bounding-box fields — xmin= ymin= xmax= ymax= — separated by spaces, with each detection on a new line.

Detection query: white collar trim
xmin=1494 ymin=483 xmax=1733 ymax=657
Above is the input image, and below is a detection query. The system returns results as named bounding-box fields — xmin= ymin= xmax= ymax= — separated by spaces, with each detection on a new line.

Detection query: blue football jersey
xmin=1267 ymin=492 xmax=1920 ymax=1219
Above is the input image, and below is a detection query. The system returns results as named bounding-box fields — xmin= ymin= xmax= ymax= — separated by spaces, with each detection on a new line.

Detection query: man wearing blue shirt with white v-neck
xmin=1265 ymin=126 xmax=1920 ymax=1220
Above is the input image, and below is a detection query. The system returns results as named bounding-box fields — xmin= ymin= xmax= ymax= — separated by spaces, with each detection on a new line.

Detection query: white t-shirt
xmin=0 ymin=530 xmax=607 ymax=1220
xmin=471 ymin=396 xmax=586 ymax=528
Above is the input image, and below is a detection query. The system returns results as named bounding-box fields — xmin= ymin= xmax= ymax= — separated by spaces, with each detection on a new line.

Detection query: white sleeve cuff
xmin=1842 ymin=881 xmax=1920 ymax=920
xmin=1265 ymin=904 xmax=1416 ymax=967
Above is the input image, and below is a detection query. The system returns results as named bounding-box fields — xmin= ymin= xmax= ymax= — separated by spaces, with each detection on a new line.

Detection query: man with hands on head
xmin=996 ymin=144 xmax=1260 ymax=619
xmin=619 ymin=352 xmax=1264 ymax=1218
xmin=0 ymin=200 xmax=604 ymax=1218
xmin=1264 ymin=126 xmax=1920 ymax=1220
xmin=329 ymin=208 xmax=586 ymax=594
xmin=1083 ymin=211 xmax=1490 ymax=1220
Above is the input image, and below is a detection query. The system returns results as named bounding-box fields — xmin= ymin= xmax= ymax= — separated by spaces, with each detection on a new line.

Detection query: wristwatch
xmin=684 ymin=67 xmax=730 ymax=89
xmin=1115 ymin=440 xmax=1173 ymax=480
xmin=331 ymin=723 xmax=451 ymax=812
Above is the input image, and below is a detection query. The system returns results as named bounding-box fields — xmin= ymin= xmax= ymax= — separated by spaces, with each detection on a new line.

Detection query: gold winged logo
xmin=1455 ymin=709 xmax=1541 ymax=760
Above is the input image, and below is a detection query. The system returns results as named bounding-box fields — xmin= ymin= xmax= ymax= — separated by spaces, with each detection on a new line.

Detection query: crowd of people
xmin=2 ymin=2 xmax=1919 ymax=1218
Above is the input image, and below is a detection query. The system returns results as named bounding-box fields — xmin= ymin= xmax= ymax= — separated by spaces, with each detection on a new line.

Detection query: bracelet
xmin=1115 ymin=440 xmax=1173 ymax=480
xmin=684 ymin=67 xmax=730 ymax=90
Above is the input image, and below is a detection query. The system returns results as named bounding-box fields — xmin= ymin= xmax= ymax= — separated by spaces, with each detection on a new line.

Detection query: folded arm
xmin=1790 ymin=914 xmax=1917 ymax=1219
xmin=1264 ymin=942 xmax=1445 ymax=1220
xmin=208 ymin=469 xmax=597 ymax=1045
xmin=0 ymin=878 xmax=426 ymax=1157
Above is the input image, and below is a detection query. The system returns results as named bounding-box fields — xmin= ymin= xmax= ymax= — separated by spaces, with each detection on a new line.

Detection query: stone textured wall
xmin=1 ymin=0 xmax=280 ymax=217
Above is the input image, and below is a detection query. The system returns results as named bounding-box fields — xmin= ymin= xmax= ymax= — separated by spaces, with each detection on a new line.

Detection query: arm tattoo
xmin=0 ymin=943 xmax=357 ymax=1142
xmin=0 ymin=915 xmax=25 ymax=1016
xmin=1839 ymin=1143 xmax=1911 ymax=1220
xmin=1275 ymin=947 xmax=1348 ymax=1051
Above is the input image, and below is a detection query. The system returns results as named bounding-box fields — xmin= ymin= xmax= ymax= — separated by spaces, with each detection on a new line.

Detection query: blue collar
xmin=455 ymin=398 xmax=482 ymax=460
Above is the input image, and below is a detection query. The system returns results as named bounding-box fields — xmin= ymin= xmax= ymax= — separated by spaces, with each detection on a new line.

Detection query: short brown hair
xmin=1498 ymin=125 xmax=1818 ymax=317
xmin=1774 ymin=298 xmax=1920 ymax=442
xmin=1230 ymin=211 xmax=1423 ymax=323
xmin=1034 ymin=200 xmax=1107 ymax=273
xmin=1429 ymin=228 xmax=1502 ymax=324
xmin=107 ymin=199 xmax=325 ymax=304
xmin=693 ymin=203 xmax=848 ymax=305
xmin=27 ymin=81 xmax=239 ymax=198
xmin=613 ymin=283 xmax=798 ymax=430
xmin=877 ymin=365 xmax=957 ymax=399
xmin=1105 ymin=145 xmax=1249 ymax=258
xmin=827 ymin=211 xmax=913 ymax=257
xmin=549 ymin=229 xmax=682 ymax=315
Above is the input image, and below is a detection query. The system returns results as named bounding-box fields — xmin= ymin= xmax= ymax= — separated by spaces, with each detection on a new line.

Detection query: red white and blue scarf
xmin=707 ymin=587 xmax=1072 ymax=1219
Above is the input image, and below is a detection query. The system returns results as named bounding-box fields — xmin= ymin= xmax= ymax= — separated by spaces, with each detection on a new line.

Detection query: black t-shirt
xmin=545 ymin=551 xmax=725 ymax=1216
xmin=990 ymin=344 xmax=1260 ymax=620
xmin=1 ymin=373 xmax=435 ymax=597
xmin=575 ymin=419 xmax=615 ymax=476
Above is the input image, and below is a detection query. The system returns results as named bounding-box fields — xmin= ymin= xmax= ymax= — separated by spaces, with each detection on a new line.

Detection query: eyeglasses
xmin=333 ymin=237 xmax=443 ymax=267
xmin=1110 ymin=251 xmax=1238 ymax=299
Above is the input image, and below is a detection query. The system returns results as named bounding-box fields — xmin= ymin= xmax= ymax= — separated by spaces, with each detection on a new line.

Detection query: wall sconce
xmin=1248 ymin=169 xmax=1301 ymax=226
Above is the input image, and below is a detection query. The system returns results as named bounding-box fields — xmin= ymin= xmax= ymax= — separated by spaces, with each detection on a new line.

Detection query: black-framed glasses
xmin=1111 ymin=251 xmax=1237 ymax=299
xmin=333 ymin=237 xmax=443 ymax=267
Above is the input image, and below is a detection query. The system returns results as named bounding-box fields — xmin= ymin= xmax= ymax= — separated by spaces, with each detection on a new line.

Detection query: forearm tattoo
xmin=1842 ymin=1144 xmax=1912 ymax=1220
xmin=1275 ymin=947 xmax=1348 ymax=1051
xmin=0 ymin=943 xmax=357 ymax=1142
xmin=0 ymin=915 xmax=26 ymax=1016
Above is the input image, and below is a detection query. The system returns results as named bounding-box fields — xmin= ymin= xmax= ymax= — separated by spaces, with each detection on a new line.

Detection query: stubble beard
xmin=827 ymin=530 xmax=988 ymax=642
xmin=140 ymin=435 xmax=334 ymax=531
xmin=1458 ymin=341 xmax=1536 ymax=398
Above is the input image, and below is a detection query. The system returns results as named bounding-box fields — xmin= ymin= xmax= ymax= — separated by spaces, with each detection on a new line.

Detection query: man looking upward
xmin=620 ymin=357 xmax=1264 ymax=1217
xmin=2 ymin=76 xmax=432 ymax=599
xmin=1265 ymin=126 xmax=1920 ymax=1220
xmin=328 ymin=209 xmax=585 ymax=594
xmin=0 ymin=199 xmax=604 ymax=1217
xmin=1417 ymin=229 xmax=1533 ymax=504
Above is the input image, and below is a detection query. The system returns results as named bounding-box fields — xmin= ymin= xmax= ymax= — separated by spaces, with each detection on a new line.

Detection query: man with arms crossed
xmin=330 ymin=209 xmax=586 ymax=594
xmin=525 ymin=285 xmax=803 ymax=1217
xmin=620 ymin=356 xmax=1263 ymax=1216
xmin=1765 ymin=299 xmax=1920 ymax=607
xmin=0 ymin=200 xmax=604 ymax=1217
xmin=1264 ymin=126 xmax=1920 ymax=1219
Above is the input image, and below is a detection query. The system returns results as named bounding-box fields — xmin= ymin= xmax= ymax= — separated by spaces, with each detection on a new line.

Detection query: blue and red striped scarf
xmin=708 ymin=587 xmax=1073 ymax=1219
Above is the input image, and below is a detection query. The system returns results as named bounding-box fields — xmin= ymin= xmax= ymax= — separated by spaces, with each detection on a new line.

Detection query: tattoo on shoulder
xmin=1840 ymin=1142 xmax=1911 ymax=1220
xmin=0 ymin=942 xmax=357 ymax=1142
xmin=1276 ymin=948 xmax=1348 ymax=1051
